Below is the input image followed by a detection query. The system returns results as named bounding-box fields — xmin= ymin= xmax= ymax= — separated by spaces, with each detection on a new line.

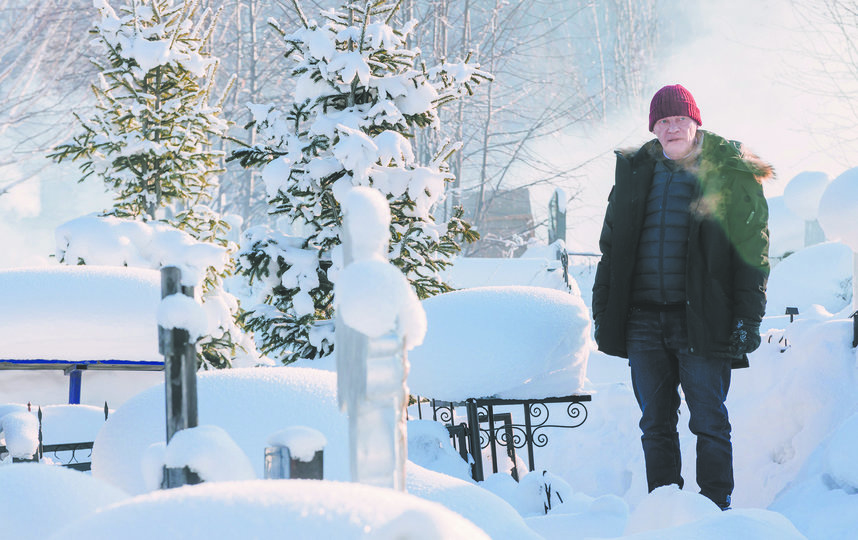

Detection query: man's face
xmin=652 ymin=116 xmax=698 ymax=159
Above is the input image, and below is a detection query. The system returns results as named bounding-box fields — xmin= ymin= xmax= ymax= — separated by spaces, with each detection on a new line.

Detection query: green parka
xmin=592 ymin=130 xmax=773 ymax=368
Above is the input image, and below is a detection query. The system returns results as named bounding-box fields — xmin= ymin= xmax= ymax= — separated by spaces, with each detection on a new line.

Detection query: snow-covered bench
xmin=0 ymin=266 xmax=163 ymax=404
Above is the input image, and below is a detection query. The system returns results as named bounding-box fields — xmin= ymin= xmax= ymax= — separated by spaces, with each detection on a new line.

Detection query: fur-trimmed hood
xmin=616 ymin=130 xmax=775 ymax=184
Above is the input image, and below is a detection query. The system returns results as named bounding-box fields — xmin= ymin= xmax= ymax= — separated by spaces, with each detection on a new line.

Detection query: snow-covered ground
xmin=1 ymin=223 xmax=857 ymax=538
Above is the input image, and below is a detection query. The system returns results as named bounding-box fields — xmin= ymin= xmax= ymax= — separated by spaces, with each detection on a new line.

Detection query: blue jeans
xmin=626 ymin=308 xmax=733 ymax=508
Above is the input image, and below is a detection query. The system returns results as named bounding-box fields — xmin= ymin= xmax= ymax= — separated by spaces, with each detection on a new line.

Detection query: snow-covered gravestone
xmin=783 ymin=171 xmax=829 ymax=247
xmin=817 ymin=167 xmax=858 ymax=317
xmin=265 ymin=426 xmax=327 ymax=480
xmin=335 ymin=187 xmax=426 ymax=491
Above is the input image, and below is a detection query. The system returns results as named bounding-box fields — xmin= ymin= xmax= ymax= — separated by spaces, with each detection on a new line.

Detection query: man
xmin=592 ymin=84 xmax=772 ymax=509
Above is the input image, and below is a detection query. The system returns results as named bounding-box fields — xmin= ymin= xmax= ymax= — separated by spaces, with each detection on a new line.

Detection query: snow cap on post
xmin=341 ymin=186 xmax=391 ymax=261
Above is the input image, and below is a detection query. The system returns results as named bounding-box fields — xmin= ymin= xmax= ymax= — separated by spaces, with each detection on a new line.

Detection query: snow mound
xmin=93 ymin=367 xmax=348 ymax=494
xmin=38 ymin=404 xmax=110 ymax=444
xmin=624 ymin=485 xmax=720 ymax=534
xmin=730 ymin=317 xmax=858 ymax=507
xmin=783 ymin=171 xmax=829 ymax=221
xmin=268 ymin=426 xmax=327 ymax=462
xmin=160 ymin=425 xmax=256 ymax=484
xmin=406 ymin=420 xmax=471 ymax=481
xmin=766 ymin=196 xmax=805 ymax=259
xmin=442 ymin=256 xmax=574 ymax=293
xmin=0 ymin=266 xmax=161 ymax=362
xmin=819 ymin=167 xmax=858 ymax=251
xmin=824 ymin=411 xmax=858 ymax=491
xmin=406 ymin=462 xmax=541 ymax=540
xmin=0 ymin=463 xmax=128 ymax=538
xmin=0 ymin=411 xmax=39 ymax=457
xmin=524 ymin=492 xmax=629 ymax=539
xmin=765 ymin=242 xmax=852 ymax=316
xmin=770 ymin=411 xmax=858 ymax=540
xmin=623 ymin=509 xmax=806 ymax=539
xmin=408 ymin=286 xmax=590 ymax=400
xmin=50 ymin=479 xmax=490 ymax=540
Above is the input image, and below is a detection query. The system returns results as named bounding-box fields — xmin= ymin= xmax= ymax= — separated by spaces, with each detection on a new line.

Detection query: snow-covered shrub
xmin=231 ymin=1 xmax=490 ymax=363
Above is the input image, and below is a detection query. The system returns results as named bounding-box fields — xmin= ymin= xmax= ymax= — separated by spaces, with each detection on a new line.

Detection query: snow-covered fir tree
xmin=232 ymin=0 xmax=490 ymax=364
xmin=50 ymin=0 xmax=256 ymax=369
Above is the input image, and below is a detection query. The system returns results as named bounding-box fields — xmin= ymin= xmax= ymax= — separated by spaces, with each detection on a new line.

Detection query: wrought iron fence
xmin=0 ymin=404 xmax=107 ymax=471
xmin=411 ymin=394 xmax=591 ymax=481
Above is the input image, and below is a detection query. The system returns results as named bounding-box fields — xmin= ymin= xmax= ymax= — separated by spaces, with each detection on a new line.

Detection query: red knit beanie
xmin=649 ymin=84 xmax=702 ymax=132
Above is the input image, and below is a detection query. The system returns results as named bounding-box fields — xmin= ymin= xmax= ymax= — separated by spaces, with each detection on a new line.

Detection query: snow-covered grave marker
xmin=157 ymin=265 xmax=205 ymax=488
xmin=0 ymin=266 xmax=165 ymax=404
xmin=265 ymin=426 xmax=327 ymax=480
xmin=335 ymin=187 xmax=426 ymax=491
xmin=817 ymin=167 xmax=858 ymax=346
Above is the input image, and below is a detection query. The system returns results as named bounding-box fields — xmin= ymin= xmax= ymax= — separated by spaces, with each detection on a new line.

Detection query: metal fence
xmin=0 ymin=404 xmax=107 ymax=471
xmin=411 ymin=394 xmax=591 ymax=481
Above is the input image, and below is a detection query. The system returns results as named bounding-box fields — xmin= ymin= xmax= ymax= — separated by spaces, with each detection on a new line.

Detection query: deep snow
xmin=1 ymin=231 xmax=857 ymax=538
xmin=2 ymin=166 xmax=858 ymax=539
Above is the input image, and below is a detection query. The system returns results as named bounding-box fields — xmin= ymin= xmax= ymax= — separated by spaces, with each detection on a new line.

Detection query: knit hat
xmin=649 ymin=84 xmax=702 ymax=132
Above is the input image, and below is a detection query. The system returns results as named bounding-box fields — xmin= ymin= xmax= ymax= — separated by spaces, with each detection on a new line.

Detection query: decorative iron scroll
xmin=43 ymin=442 xmax=94 ymax=471
xmin=431 ymin=401 xmax=455 ymax=425
xmin=527 ymin=400 xmax=589 ymax=448
xmin=0 ymin=442 xmax=94 ymax=471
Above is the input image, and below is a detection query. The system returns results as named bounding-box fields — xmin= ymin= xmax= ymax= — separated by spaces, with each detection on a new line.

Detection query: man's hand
xmin=728 ymin=318 xmax=761 ymax=357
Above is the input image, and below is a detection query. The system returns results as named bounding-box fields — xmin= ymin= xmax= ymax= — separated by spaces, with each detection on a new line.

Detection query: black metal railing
xmin=1 ymin=442 xmax=95 ymax=471
xmin=0 ymin=403 xmax=107 ymax=472
xmin=412 ymin=394 xmax=591 ymax=481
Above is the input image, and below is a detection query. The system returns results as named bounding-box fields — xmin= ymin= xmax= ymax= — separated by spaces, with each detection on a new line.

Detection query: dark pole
xmin=158 ymin=266 xmax=200 ymax=488
xmin=851 ymin=311 xmax=858 ymax=348
xmin=65 ymin=366 xmax=83 ymax=404
xmin=465 ymin=399 xmax=484 ymax=481
xmin=548 ymin=190 xmax=566 ymax=245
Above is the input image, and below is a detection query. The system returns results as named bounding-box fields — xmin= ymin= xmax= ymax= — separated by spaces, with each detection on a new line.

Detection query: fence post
xmin=158 ymin=266 xmax=200 ymax=489
xmin=465 ymin=399 xmax=484 ymax=481
xmin=65 ymin=366 xmax=84 ymax=405
xmin=851 ymin=311 xmax=858 ymax=348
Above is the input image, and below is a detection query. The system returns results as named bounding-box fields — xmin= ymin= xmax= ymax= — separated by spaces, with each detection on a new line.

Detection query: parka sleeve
xmin=592 ymin=186 xmax=616 ymax=322
xmin=728 ymin=177 xmax=770 ymax=323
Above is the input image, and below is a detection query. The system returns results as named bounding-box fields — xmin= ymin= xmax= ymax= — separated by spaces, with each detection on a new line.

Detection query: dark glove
xmin=728 ymin=318 xmax=761 ymax=356
xmin=593 ymin=316 xmax=602 ymax=346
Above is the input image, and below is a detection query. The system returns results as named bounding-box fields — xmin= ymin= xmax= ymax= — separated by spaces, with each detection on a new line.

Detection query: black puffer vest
xmin=631 ymin=160 xmax=696 ymax=306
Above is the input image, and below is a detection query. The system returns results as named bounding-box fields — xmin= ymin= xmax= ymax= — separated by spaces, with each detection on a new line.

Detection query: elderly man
xmin=592 ymin=84 xmax=772 ymax=509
